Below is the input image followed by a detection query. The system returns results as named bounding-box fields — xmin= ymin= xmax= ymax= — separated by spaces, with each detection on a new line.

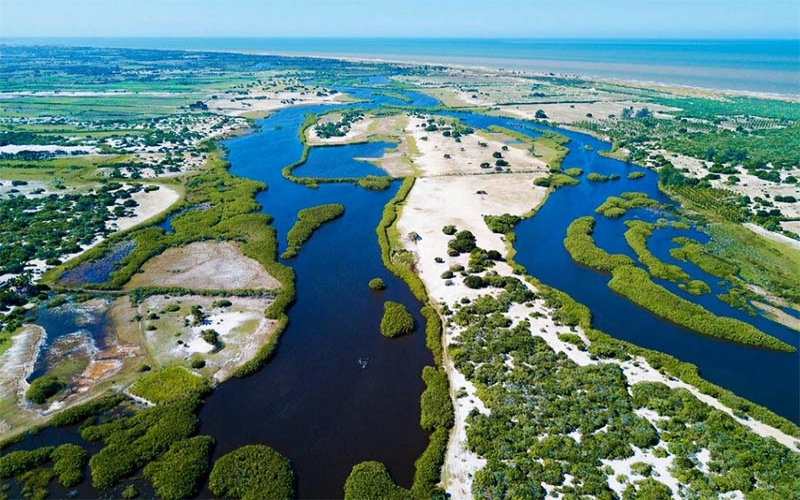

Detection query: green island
xmin=281 ymin=203 xmax=345 ymax=259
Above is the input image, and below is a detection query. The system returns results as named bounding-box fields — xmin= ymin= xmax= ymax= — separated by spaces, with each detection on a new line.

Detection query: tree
xmin=535 ymin=109 xmax=548 ymax=119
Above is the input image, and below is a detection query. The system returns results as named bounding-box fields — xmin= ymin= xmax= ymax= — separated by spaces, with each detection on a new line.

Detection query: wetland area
xmin=0 ymin=42 xmax=798 ymax=499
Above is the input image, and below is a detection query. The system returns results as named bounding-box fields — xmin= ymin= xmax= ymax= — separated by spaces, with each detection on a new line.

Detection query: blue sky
xmin=0 ymin=0 xmax=798 ymax=38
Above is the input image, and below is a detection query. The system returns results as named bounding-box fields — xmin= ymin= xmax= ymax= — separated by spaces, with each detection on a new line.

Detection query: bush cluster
xmin=380 ymin=301 xmax=415 ymax=338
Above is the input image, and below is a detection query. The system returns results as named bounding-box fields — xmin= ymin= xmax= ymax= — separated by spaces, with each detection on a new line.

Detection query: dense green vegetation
xmin=50 ymin=394 xmax=128 ymax=427
xmin=594 ymin=192 xmax=661 ymax=218
xmin=705 ymin=221 xmax=800 ymax=304
xmin=281 ymin=203 xmax=345 ymax=259
xmin=587 ymin=172 xmax=621 ymax=182
xmin=358 ymin=175 xmax=392 ymax=190
xmin=419 ymin=366 xmax=454 ymax=431
xmin=82 ymin=400 xmax=200 ymax=488
xmin=447 ymin=264 xmax=800 ymax=497
xmin=208 ymin=445 xmax=294 ymax=500
xmin=484 ymin=213 xmax=521 ymax=234
xmin=564 ymin=217 xmax=793 ymax=351
xmin=627 ymin=171 xmax=646 ymax=180
xmin=609 ymin=264 xmax=793 ymax=351
xmin=669 ymin=236 xmax=738 ymax=278
xmin=563 ymin=216 xmax=634 ymax=272
xmin=343 ymin=461 xmax=411 ymax=500
xmin=25 ymin=375 xmax=65 ymax=404
xmin=143 ymin=435 xmax=214 ymax=500
xmin=624 ymin=221 xmax=692 ymax=284
xmin=0 ymin=447 xmax=53 ymax=479
xmin=51 ymin=444 xmax=88 ymax=487
xmin=368 ymin=277 xmax=386 ymax=290
xmin=380 ymin=301 xmax=415 ymax=338
xmin=128 ymin=366 xmax=210 ymax=405
xmin=534 ymin=173 xmax=580 ymax=189
xmin=564 ymin=167 xmax=583 ymax=177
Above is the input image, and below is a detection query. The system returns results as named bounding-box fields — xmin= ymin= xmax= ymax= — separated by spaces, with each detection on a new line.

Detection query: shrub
xmin=144 ymin=436 xmax=214 ymax=500
xmin=344 ymin=461 xmax=411 ymax=500
xmin=211 ymin=299 xmax=232 ymax=308
xmin=87 ymin=403 xmax=199 ymax=489
xmin=26 ymin=375 xmax=65 ymax=404
xmin=52 ymin=444 xmax=88 ymax=487
xmin=484 ymin=214 xmax=521 ymax=234
xmin=464 ymin=275 xmax=486 ymax=289
xmin=368 ymin=278 xmax=386 ymax=291
xmin=0 ymin=447 xmax=53 ymax=479
xmin=627 ymin=171 xmax=646 ymax=180
xmin=209 ymin=445 xmax=294 ymax=500
xmin=442 ymin=225 xmax=457 ymax=235
xmin=380 ymin=301 xmax=415 ymax=338
xmin=448 ymin=230 xmax=477 ymax=254
xmin=564 ymin=167 xmax=583 ymax=177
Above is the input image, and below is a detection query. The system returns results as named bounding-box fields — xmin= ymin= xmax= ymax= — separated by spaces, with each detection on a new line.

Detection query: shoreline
xmin=2 ymin=41 xmax=797 ymax=100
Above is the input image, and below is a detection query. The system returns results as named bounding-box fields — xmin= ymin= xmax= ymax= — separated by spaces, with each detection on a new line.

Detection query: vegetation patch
xmin=380 ymin=301 xmax=415 ymax=338
xmin=143 ymin=435 xmax=214 ymax=500
xmin=624 ymin=220 xmax=692 ymax=284
xmin=344 ymin=461 xmax=411 ymax=500
xmin=208 ymin=445 xmax=294 ymax=500
xmin=282 ymin=203 xmax=345 ymax=259
xmin=608 ymin=265 xmax=793 ymax=352
xmin=25 ymin=375 xmax=65 ymax=404
xmin=128 ymin=366 xmax=209 ymax=405
xmin=368 ymin=277 xmax=386 ymax=291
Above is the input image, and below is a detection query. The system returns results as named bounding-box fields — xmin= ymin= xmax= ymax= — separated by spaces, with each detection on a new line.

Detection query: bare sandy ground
xmin=109 ymin=184 xmax=181 ymax=232
xmin=206 ymin=90 xmax=342 ymax=117
xmin=408 ymin=115 xmax=549 ymax=177
xmin=500 ymin=101 xmax=679 ymax=124
xmin=752 ymin=301 xmax=800 ymax=333
xmin=744 ymin=223 xmax=800 ymax=251
xmin=124 ymin=241 xmax=280 ymax=291
xmin=396 ymin=123 xmax=550 ymax=495
xmin=0 ymin=145 xmax=101 ymax=154
xmin=0 ymin=325 xmax=45 ymax=434
xmin=306 ymin=113 xmax=373 ymax=145
xmin=111 ymin=294 xmax=277 ymax=384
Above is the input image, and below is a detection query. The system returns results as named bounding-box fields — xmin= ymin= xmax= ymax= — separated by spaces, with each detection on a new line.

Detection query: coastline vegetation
xmin=281 ymin=203 xmax=345 ymax=259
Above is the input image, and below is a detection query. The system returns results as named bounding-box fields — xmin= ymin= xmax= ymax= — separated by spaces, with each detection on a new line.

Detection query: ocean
xmin=1 ymin=37 xmax=798 ymax=96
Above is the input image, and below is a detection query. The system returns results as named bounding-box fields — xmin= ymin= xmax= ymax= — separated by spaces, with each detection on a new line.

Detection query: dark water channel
xmin=197 ymin=91 xmax=438 ymax=498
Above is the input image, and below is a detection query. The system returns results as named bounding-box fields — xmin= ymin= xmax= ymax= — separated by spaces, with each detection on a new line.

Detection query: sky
xmin=0 ymin=0 xmax=798 ymax=39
